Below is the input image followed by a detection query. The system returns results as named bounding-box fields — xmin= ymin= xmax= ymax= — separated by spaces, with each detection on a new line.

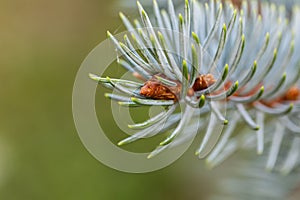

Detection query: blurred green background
xmin=0 ymin=0 xmax=214 ymax=199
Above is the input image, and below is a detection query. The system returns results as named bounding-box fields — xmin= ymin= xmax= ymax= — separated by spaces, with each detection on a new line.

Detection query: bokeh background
xmin=1 ymin=0 xmax=300 ymax=199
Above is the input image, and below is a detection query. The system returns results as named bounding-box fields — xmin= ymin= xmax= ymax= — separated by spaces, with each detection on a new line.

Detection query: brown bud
xmin=140 ymin=74 xmax=181 ymax=101
xmin=192 ymin=74 xmax=216 ymax=92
